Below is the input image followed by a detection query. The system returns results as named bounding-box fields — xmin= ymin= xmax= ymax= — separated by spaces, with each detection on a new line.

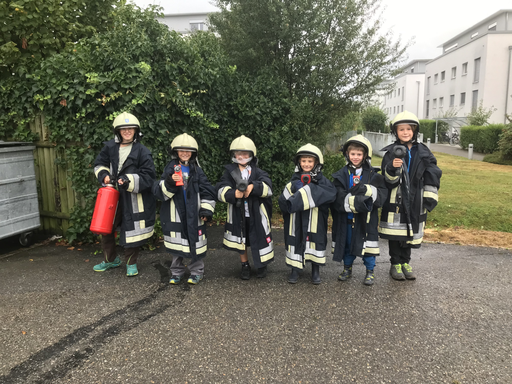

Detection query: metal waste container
xmin=0 ymin=141 xmax=40 ymax=246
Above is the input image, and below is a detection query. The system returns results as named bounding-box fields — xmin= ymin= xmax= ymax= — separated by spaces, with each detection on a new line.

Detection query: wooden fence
xmin=30 ymin=115 xmax=79 ymax=235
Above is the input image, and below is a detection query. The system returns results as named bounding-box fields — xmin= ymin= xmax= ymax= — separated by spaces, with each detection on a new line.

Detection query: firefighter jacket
xmin=331 ymin=164 xmax=388 ymax=261
xmin=153 ymin=160 xmax=216 ymax=260
xmin=93 ymin=139 xmax=156 ymax=248
xmin=379 ymin=141 xmax=442 ymax=247
xmin=216 ymin=163 xmax=274 ymax=268
xmin=278 ymin=172 xmax=336 ymax=268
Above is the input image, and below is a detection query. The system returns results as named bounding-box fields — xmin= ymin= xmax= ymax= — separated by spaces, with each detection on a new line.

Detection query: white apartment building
xmin=378 ymin=60 xmax=430 ymax=121
xmin=425 ymin=10 xmax=512 ymax=124
xmin=158 ymin=12 xmax=210 ymax=34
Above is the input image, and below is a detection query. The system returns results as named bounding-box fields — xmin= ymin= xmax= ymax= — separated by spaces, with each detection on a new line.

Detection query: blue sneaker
xmin=187 ymin=275 xmax=203 ymax=285
xmin=126 ymin=264 xmax=138 ymax=277
xmin=169 ymin=275 xmax=182 ymax=284
xmin=93 ymin=256 xmax=121 ymax=272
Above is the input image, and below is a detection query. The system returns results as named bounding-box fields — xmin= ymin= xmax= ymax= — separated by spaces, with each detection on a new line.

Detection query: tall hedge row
xmin=2 ymin=6 xmax=324 ymax=242
xmin=460 ymin=125 xmax=505 ymax=153
xmin=419 ymin=120 xmax=449 ymax=143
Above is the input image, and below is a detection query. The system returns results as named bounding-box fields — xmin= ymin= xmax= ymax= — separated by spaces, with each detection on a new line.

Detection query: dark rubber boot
xmin=288 ymin=267 xmax=299 ymax=284
xmin=241 ymin=263 xmax=251 ymax=280
xmin=311 ymin=264 xmax=321 ymax=285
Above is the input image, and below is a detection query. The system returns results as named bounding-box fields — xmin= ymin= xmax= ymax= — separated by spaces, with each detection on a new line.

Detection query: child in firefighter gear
xmin=279 ymin=144 xmax=336 ymax=285
xmin=379 ymin=111 xmax=442 ymax=280
xmin=331 ymin=135 xmax=388 ymax=286
xmin=153 ymin=133 xmax=216 ymax=285
xmin=93 ymin=112 xmax=156 ymax=277
xmin=216 ymin=135 xmax=274 ymax=280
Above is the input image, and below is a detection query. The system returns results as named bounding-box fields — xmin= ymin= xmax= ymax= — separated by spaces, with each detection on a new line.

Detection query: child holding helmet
xmin=331 ymin=135 xmax=388 ymax=286
xmin=93 ymin=112 xmax=156 ymax=277
xmin=278 ymin=144 xmax=336 ymax=284
xmin=216 ymin=135 xmax=274 ymax=280
xmin=379 ymin=111 xmax=442 ymax=280
xmin=153 ymin=133 xmax=216 ymax=285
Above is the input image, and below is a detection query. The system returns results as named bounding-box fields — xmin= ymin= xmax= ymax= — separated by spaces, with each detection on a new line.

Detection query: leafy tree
xmin=209 ymin=0 xmax=407 ymax=138
xmin=466 ymin=101 xmax=497 ymax=126
xmin=361 ymin=106 xmax=387 ymax=132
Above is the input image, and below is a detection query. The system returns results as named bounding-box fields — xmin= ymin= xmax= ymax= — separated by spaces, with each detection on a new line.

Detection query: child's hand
xmin=235 ymin=190 xmax=244 ymax=199
xmin=103 ymin=175 xmax=111 ymax=184
xmin=243 ymin=184 xmax=254 ymax=198
xmin=172 ymin=173 xmax=181 ymax=181
xmin=392 ymin=158 xmax=403 ymax=168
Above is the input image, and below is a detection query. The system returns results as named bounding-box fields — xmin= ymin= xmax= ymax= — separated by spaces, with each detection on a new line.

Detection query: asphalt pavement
xmin=429 ymin=143 xmax=485 ymax=161
xmin=1 ymin=225 xmax=511 ymax=384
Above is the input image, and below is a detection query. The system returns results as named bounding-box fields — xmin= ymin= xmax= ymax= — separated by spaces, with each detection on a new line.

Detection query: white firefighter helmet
xmin=112 ymin=112 xmax=141 ymax=143
xmin=342 ymin=134 xmax=373 ymax=166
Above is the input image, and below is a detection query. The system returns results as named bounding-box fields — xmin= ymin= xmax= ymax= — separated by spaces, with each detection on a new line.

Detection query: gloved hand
xmin=291 ymin=180 xmax=304 ymax=193
xmin=117 ymin=175 xmax=130 ymax=191
xmin=199 ymin=209 xmax=213 ymax=222
xmin=164 ymin=172 xmax=176 ymax=190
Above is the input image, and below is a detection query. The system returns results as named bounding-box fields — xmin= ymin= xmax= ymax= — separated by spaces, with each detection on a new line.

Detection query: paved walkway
xmin=429 ymin=143 xmax=485 ymax=161
xmin=1 ymin=226 xmax=512 ymax=383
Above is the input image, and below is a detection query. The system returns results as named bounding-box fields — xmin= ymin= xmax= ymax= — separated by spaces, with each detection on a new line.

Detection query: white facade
xmin=377 ymin=60 xmax=430 ymax=121
xmin=425 ymin=10 xmax=512 ymax=124
xmin=158 ymin=13 xmax=211 ymax=34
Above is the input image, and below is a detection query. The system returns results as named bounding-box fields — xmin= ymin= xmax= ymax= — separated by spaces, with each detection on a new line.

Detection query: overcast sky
xmin=132 ymin=0 xmax=511 ymax=61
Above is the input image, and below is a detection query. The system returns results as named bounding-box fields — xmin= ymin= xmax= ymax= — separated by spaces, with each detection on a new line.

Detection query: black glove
xmin=291 ymin=180 xmax=304 ymax=193
xmin=117 ymin=175 xmax=130 ymax=191
xmin=164 ymin=173 xmax=177 ymax=190
xmin=199 ymin=209 xmax=213 ymax=222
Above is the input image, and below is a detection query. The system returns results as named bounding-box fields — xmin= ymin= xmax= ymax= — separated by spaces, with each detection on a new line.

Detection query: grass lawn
xmin=372 ymin=152 xmax=512 ymax=233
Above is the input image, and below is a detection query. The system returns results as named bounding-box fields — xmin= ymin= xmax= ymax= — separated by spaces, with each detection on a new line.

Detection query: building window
xmin=401 ymin=105 xmax=404 ymax=112
xmin=474 ymin=58 xmax=481 ymax=83
xmin=427 ymin=77 xmax=431 ymax=95
xmin=450 ymin=95 xmax=455 ymax=107
xmin=460 ymin=92 xmax=466 ymax=105
xmin=411 ymin=68 xmax=414 ymax=73
xmin=426 ymin=100 xmax=430 ymax=118
xmin=433 ymin=98 xmax=437 ymax=109
xmin=488 ymin=22 xmax=497 ymax=31
xmin=451 ymin=67 xmax=456 ymax=79
xmin=393 ymin=106 xmax=396 ymax=114
xmin=441 ymin=71 xmax=446 ymax=82
xmin=462 ymin=62 xmax=468 ymax=75
xmin=402 ymin=87 xmax=404 ymax=101
xmin=398 ymin=88 xmax=400 ymax=97
xmin=439 ymin=97 xmax=444 ymax=108
xmin=434 ymin=74 xmax=439 ymax=84
xmin=190 ymin=22 xmax=206 ymax=31
xmin=472 ymin=90 xmax=478 ymax=111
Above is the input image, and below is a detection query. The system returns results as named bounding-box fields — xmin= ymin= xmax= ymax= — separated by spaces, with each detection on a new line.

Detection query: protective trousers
xmin=388 ymin=240 xmax=411 ymax=265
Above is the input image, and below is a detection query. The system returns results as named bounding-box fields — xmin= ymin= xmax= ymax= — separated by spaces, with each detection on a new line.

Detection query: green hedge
xmin=419 ymin=120 xmax=448 ymax=143
xmin=460 ymin=125 xmax=505 ymax=153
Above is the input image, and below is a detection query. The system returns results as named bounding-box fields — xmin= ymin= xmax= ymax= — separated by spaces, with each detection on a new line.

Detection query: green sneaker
xmin=126 ymin=264 xmax=138 ymax=277
xmin=169 ymin=275 xmax=182 ymax=284
xmin=364 ymin=269 xmax=375 ymax=286
xmin=402 ymin=263 xmax=416 ymax=280
xmin=338 ymin=265 xmax=353 ymax=281
xmin=390 ymin=264 xmax=406 ymax=281
xmin=93 ymin=256 xmax=121 ymax=272
xmin=187 ymin=275 xmax=203 ymax=285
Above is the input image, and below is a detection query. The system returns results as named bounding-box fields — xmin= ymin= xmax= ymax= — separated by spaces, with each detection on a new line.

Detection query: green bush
xmin=361 ymin=106 xmax=387 ymax=133
xmin=482 ymin=152 xmax=512 ymax=166
xmin=419 ymin=119 xmax=448 ymax=143
xmin=459 ymin=125 xmax=504 ymax=153
xmin=498 ymin=125 xmax=512 ymax=160
xmin=322 ymin=152 xmax=346 ymax=181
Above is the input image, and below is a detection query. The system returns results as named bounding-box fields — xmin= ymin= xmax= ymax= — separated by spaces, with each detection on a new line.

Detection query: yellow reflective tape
xmin=200 ymin=202 xmax=215 ymax=212
xmin=285 ymin=258 xmax=303 ymax=269
xmin=286 ymin=182 xmax=292 ymax=194
xmin=390 ymin=188 xmax=397 ymax=204
xmin=220 ymin=186 xmax=232 ymax=203
xmin=196 ymin=245 xmax=207 ymax=255
xmin=164 ymin=241 xmax=190 ymax=253
xmin=289 ymin=213 xmax=295 ymax=236
xmin=299 ymin=188 xmax=310 ymax=210
xmin=262 ymin=183 xmax=269 ymax=197
xmin=223 ymin=237 xmax=245 ymax=251
xmin=423 ymin=191 xmax=439 ymax=201
xmin=365 ymin=185 xmax=372 ymax=196
xmin=94 ymin=166 xmax=110 ymax=178
xmin=310 ymin=208 xmax=318 ymax=234
xmin=378 ymin=227 xmax=409 ymax=236
xmin=407 ymin=237 xmax=423 ymax=245
xmin=137 ymin=193 xmax=144 ymax=213
xmin=139 ymin=220 xmax=145 ymax=229
xmin=170 ymin=200 xmax=176 ymax=222
xmin=349 ymin=196 xmax=356 ymax=213
xmin=363 ymin=247 xmax=379 ymax=255
xmin=304 ymin=254 xmax=326 ymax=264
xmin=125 ymin=229 xmax=154 ymax=244
xmin=126 ymin=174 xmax=135 ymax=192
xmin=385 ymin=170 xmax=399 ymax=181
xmin=162 ymin=182 xmax=175 ymax=199
xmin=260 ymin=250 xmax=274 ymax=262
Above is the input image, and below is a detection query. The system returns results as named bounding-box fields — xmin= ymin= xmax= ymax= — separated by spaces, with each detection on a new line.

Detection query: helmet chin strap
xmin=180 ymin=160 xmax=189 ymax=165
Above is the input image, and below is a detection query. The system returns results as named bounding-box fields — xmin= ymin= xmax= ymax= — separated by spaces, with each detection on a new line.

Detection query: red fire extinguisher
xmin=90 ymin=184 xmax=119 ymax=235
